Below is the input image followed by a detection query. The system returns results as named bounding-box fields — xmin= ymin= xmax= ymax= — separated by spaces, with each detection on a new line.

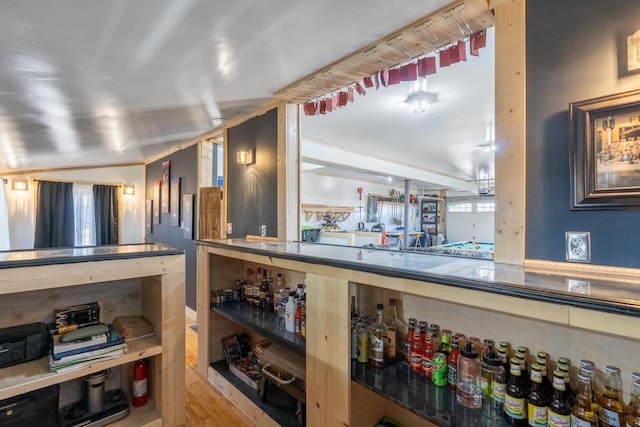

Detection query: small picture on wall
xmin=183 ymin=193 xmax=194 ymax=239
xmin=146 ymin=200 xmax=153 ymax=233
xmin=153 ymin=181 xmax=161 ymax=224
xmin=161 ymin=160 xmax=170 ymax=213
xmin=170 ymin=177 xmax=181 ymax=227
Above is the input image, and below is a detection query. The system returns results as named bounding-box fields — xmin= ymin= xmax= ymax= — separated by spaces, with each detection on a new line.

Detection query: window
xmin=73 ymin=184 xmax=96 ymax=246
xmin=476 ymin=202 xmax=495 ymax=212
xmin=448 ymin=203 xmax=472 ymax=213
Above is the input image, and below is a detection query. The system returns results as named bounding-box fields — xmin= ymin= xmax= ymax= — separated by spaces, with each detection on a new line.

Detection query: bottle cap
xmin=579 ymin=359 xmax=592 ymax=368
xmin=536 ymin=351 xmax=547 ymax=359
xmin=460 ymin=342 xmax=477 ymax=358
xmin=376 ymin=303 xmax=383 ymax=310
xmin=577 ymin=373 xmax=591 ymax=382
xmin=632 ymin=372 xmax=640 ymax=381
xmin=605 ymin=365 xmax=620 ymax=374
xmin=482 ymin=351 xmax=502 ymax=366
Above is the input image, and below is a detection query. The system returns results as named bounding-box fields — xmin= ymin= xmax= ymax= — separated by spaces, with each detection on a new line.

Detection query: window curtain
xmin=73 ymin=184 xmax=96 ymax=247
xmin=0 ymin=178 xmax=9 ymax=250
xmin=34 ymin=181 xmax=75 ymax=248
xmin=93 ymin=185 xmax=119 ymax=245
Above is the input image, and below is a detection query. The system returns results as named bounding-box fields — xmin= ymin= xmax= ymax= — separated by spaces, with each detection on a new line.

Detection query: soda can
xmin=431 ymin=352 xmax=447 ymax=387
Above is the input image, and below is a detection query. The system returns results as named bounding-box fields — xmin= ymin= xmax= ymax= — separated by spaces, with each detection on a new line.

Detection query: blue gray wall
xmin=526 ymin=0 xmax=640 ymax=266
xmin=145 ymin=145 xmax=198 ymax=310
xmin=227 ymin=108 xmax=278 ymax=239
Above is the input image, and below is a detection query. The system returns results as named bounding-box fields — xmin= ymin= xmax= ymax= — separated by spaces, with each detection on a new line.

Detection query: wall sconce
xmin=123 ymin=185 xmax=135 ymax=195
xmin=236 ymin=149 xmax=254 ymax=165
xmin=12 ymin=180 xmax=28 ymax=191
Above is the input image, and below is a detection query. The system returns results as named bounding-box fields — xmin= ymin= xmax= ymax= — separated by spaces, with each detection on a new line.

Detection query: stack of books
xmin=47 ymin=302 xmax=127 ymax=373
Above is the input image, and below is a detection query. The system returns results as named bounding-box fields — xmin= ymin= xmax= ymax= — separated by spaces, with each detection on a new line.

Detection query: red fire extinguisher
xmin=133 ymin=359 xmax=148 ymax=407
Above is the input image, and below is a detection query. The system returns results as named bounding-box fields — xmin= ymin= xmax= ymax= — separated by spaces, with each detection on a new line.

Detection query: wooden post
xmin=494 ymin=0 xmax=526 ymax=265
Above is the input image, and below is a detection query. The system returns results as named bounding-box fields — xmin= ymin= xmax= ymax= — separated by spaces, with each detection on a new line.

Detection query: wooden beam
xmin=494 ymin=0 xmax=526 ymax=265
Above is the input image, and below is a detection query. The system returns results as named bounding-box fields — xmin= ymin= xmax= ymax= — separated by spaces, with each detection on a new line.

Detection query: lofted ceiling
xmin=0 ymin=0 xmax=494 ymax=191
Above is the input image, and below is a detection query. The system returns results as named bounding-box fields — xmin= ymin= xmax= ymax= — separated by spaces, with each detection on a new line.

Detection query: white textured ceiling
xmin=0 ymin=0 xmax=492 ymax=188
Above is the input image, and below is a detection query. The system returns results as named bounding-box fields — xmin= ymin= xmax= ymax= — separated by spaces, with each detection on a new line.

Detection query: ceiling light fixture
xmin=405 ymin=91 xmax=438 ymax=113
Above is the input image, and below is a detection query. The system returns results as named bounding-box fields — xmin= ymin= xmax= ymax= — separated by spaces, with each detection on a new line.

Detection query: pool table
xmin=424 ymin=240 xmax=494 ymax=260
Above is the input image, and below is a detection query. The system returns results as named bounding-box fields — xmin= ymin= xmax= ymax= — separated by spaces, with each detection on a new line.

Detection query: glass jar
xmin=457 ymin=341 xmax=481 ymax=408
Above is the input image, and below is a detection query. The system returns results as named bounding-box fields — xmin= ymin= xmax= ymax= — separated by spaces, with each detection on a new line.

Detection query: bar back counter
xmin=196 ymin=239 xmax=640 ymax=427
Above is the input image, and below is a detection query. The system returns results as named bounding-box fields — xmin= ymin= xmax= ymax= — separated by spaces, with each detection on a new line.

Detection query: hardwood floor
xmin=185 ymin=322 xmax=255 ymax=427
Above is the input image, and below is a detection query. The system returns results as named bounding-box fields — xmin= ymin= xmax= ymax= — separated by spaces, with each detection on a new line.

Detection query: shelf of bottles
xmin=210 ymin=267 xmax=306 ymax=356
xmin=351 ymin=300 xmax=640 ymax=427
xmin=211 ymin=301 xmax=306 ymax=355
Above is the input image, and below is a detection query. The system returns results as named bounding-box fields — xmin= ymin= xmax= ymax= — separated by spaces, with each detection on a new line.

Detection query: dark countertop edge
xmin=0 ymin=244 xmax=185 ymax=269
xmin=197 ymin=240 xmax=640 ymax=318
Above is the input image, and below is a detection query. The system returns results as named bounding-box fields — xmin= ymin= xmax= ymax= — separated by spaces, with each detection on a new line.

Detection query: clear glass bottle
xmin=527 ymin=363 xmax=549 ymax=426
xmin=457 ymin=341 xmax=481 ymax=409
xmin=480 ymin=350 xmax=503 ymax=404
xmin=624 ymin=372 xmax=640 ymax=420
xmin=548 ymin=369 xmax=572 ymax=427
xmin=571 ymin=372 xmax=598 ymax=427
xmin=627 ymin=378 xmax=640 ymax=427
xmin=504 ymin=358 xmax=528 ymax=426
xmin=385 ymin=298 xmax=406 ymax=362
xmin=369 ymin=304 xmax=386 ymax=368
xmin=597 ymin=365 xmax=624 ymax=427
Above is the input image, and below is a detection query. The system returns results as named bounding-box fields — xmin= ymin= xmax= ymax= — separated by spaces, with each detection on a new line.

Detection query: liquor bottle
xmin=624 ymin=373 xmax=640 ymax=420
xmin=439 ymin=329 xmax=452 ymax=356
xmin=409 ymin=324 xmax=423 ymax=373
xmin=369 ymin=304 xmax=386 ymax=368
xmin=285 ymin=291 xmax=296 ymax=333
xmin=383 ymin=305 xmax=398 ymax=363
xmin=447 ymin=335 xmax=460 ymax=389
xmin=597 ymin=365 xmax=624 ymax=427
xmin=259 ymin=269 xmax=269 ymax=310
xmin=422 ymin=333 xmax=435 ymax=379
xmin=527 ymin=363 xmax=549 ymax=426
xmin=627 ymin=378 xmax=640 ymax=427
xmin=385 ymin=298 xmax=406 ymax=362
xmin=274 ymin=273 xmax=284 ymax=312
xmin=504 ymin=358 xmax=528 ymax=426
xmin=548 ymin=369 xmax=572 ymax=427
xmin=571 ymin=372 xmax=598 ymax=427
xmin=535 ymin=352 xmax=553 ymax=402
xmin=350 ymin=295 xmax=358 ymax=319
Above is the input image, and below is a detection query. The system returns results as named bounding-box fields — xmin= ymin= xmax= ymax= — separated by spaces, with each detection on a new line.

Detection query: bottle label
xmin=504 ymin=395 xmax=526 ymax=419
xmin=384 ymin=330 xmax=396 ymax=360
xmin=548 ymin=411 xmax=570 ymax=427
xmin=493 ymin=382 xmax=506 ymax=403
xmin=370 ymin=336 xmax=384 ymax=363
xmin=599 ymin=408 xmax=620 ymax=426
xmin=133 ymin=378 xmax=147 ymax=397
xmin=422 ymin=357 xmax=433 ymax=377
xmin=447 ymin=364 xmax=457 ymax=386
xmin=527 ymin=403 xmax=548 ymax=426
xmin=410 ymin=352 xmax=423 ymax=370
xmin=480 ymin=376 xmax=490 ymax=396
xmin=571 ymin=415 xmax=594 ymax=427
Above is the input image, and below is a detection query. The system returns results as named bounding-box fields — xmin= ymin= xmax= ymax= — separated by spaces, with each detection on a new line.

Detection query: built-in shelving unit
xmin=211 ymin=302 xmax=305 ymax=355
xmin=0 ymin=244 xmax=185 ymax=427
xmin=197 ymin=240 xmax=640 ymax=427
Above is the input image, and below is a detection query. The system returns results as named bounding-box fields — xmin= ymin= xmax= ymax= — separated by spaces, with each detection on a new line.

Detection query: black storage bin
xmin=0 ymin=384 xmax=59 ymax=427
xmin=301 ymin=228 xmax=320 ymax=242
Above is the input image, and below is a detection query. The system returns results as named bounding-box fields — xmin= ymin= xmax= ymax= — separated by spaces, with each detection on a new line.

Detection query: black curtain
xmin=94 ymin=185 xmax=119 ymax=245
xmin=34 ymin=181 xmax=75 ymax=248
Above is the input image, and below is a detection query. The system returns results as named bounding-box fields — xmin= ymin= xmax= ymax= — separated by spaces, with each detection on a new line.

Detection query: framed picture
xmin=170 ymin=177 xmax=181 ymax=226
xmin=153 ymin=181 xmax=161 ymax=224
xmin=569 ymin=89 xmax=640 ymax=209
xmin=183 ymin=193 xmax=194 ymax=239
xmin=146 ymin=200 xmax=153 ymax=234
xmin=161 ymin=160 xmax=170 ymax=213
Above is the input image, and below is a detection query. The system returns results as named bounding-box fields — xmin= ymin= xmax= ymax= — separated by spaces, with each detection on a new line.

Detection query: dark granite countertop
xmin=198 ymin=239 xmax=640 ymax=317
xmin=0 ymin=243 xmax=185 ymax=269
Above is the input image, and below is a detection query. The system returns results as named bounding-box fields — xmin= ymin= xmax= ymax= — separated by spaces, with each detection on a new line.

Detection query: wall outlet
xmin=565 ymin=231 xmax=590 ymax=262
xmin=226 ymin=223 xmax=233 ymax=235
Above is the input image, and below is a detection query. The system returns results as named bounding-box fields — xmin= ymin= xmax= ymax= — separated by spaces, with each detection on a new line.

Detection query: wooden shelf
xmin=211 ymin=302 xmax=305 ymax=355
xmin=0 ymin=336 xmax=161 ymax=400
xmin=209 ymin=360 xmax=300 ymax=427
xmin=352 ymin=361 xmax=506 ymax=427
